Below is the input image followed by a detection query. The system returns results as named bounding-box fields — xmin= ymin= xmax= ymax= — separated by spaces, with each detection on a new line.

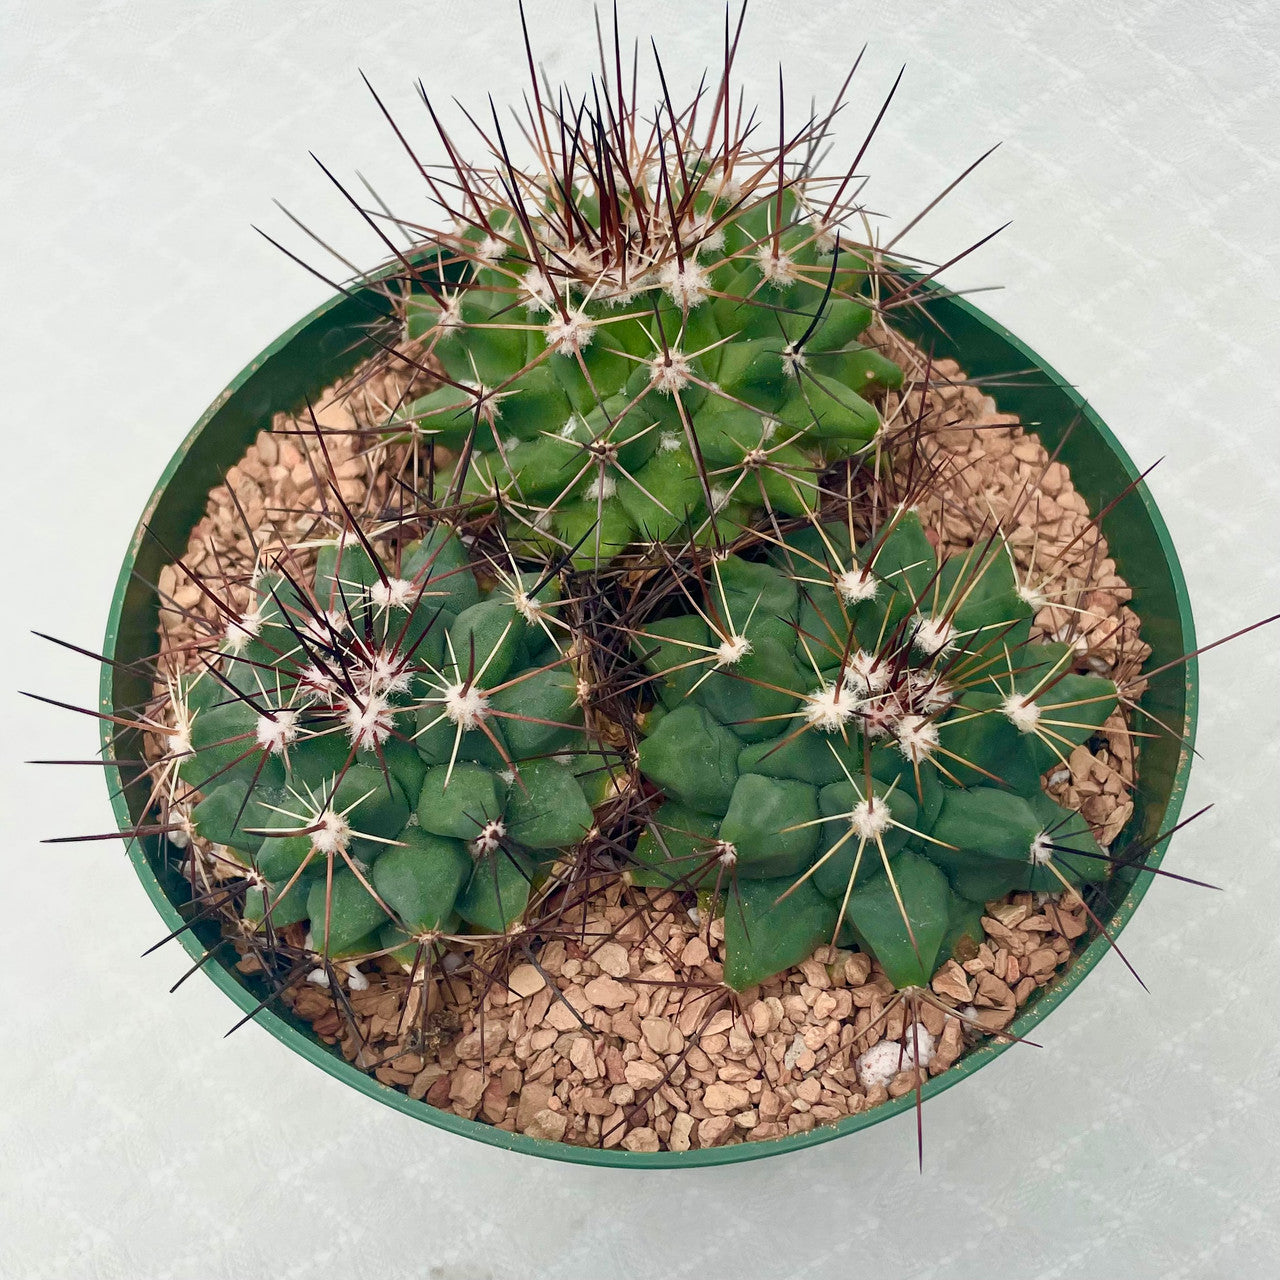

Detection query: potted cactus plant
xmin=45 ymin=9 xmax=1220 ymax=1165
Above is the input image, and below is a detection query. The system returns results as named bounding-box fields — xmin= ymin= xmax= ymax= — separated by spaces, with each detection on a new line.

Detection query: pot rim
xmin=100 ymin=276 xmax=1198 ymax=1168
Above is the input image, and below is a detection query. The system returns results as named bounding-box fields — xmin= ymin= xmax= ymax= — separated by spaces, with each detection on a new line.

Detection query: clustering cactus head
xmin=155 ymin=493 xmax=615 ymax=990
xmin=35 ymin=3 xmax=1266 ymax=1159
xmin=344 ymin=17 xmax=907 ymax=571
xmin=630 ymin=509 xmax=1121 ymax=990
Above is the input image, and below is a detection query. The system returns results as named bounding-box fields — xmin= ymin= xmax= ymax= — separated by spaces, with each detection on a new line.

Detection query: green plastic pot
xmin=100 ymin=275 xmax=1197 ymax=1167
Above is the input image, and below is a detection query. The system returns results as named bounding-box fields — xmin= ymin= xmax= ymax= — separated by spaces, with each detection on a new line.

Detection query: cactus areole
xmin=90 ymin=20 xmax=1197 ymax=1166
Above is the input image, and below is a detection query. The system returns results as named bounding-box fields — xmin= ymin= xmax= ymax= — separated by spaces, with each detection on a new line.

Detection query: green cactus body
xmin=630 ymin=513 xmax=1119 ymax=991
xmin=172 ymin=522 xmax=600 ymax=968
xmin=391 ymin=177 xmax=903 ymax=570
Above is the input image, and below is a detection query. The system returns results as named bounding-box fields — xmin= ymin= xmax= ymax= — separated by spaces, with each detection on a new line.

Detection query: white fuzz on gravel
xmin=856 ymin=1025 xmax=936 ymax=1088
xmin=255 ymin=709 xmax=299 ymax=754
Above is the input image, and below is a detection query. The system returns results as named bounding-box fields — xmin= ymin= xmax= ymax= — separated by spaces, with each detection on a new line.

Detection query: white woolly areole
xmin=470 ymin=819 xmax=507 ymax=857
xmin=649 ymin=348 xmax=693 ymax=393
xmin=302 ymin=610 xmax=347 ymax=647
xmin=475 ymin=235 xmax=505 ymax=266
xmin=545 ymin=308 xmax=595 ymax=354
xmin=849 ymin=798 xmax=892 ymax=840
xmin=224 ymin=608 xmax=263 ymax=653
xmin=1002 ymin=692 xmax=1042 ymax=734
xmin=255 ymin=709 xmax=299 ymax=754
xmin=299 ymin=662 xmax=339 ymax=697
xmin=859 ymin=694 xmax=904 ymax=739
xmin=908 ymin=669 xmax=954 ymax=714
xmin=716 ymin=634 xmax=752 ymax=666
xmin=360 ymin=651 xmax=411 ymax=697
xmin=585 ymin=473 xmax=617 ymax=501
xmin=511 ymin=590 xmax=543 ymax=623
xmin=521 ymin=269 xmax=556 ymax=313
xmin=781 ymin=343 xmax=807 ymax=374
xmin=1029 ymin=831 xmax=1054 ymax=865
xmin=856 ymin=1025 xmax=935 ymax=1088
xmin=343 ymin=693 xmax=394 ymax=748
xmin=845 ymin=649 xmax=889 ymax=695
xmin=709 ymin=485 xmax=732 ymax=513
xmin=682 ymin=212 xmax=725 ymax=258
xmin=912 ymin=613 xmax=959 ymax=658
xmin=896 ymin=714 xmax=939 ymax=763
xmin=715 ymin=840 xmax=738 ymax=866
xmin=370 ymin=577 xmax=415 ymax=610
xmin=804 ymin=682 xmax=859 ymax=732
xmin=313 ymin=809 xmax=351 ymax=856
xmin=658 ymin=431 xmax=683 ymax=452
xmin=438 ymin=295 xmax=464 ymax=330
xmin=443 ymin=681 xmax=489 ymax=730
xmin=659 ymin=258 xmax=712 ymax=309
xmin=1018 ymin=581 xmax=1049 ymax=611
xmin=809 ymin=215 xmax=839 ymax=255
xmin=836 ymin=568 xmax=878 ymax=605
xmin=755 ymin=245 xmax=797 ymax=286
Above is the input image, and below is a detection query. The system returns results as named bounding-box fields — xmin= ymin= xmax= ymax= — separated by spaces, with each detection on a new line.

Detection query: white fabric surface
xmin=3 ymin=2 xmax=1278 ymax=1277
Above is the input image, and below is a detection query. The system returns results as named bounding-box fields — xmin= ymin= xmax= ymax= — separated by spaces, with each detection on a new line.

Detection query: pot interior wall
xmin=102 ymin=282 xmax=1196 ymax=1164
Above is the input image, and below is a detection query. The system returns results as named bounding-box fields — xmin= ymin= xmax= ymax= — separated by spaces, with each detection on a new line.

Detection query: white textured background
xmin=3 ymin=2 xmax=1279 ymax=1277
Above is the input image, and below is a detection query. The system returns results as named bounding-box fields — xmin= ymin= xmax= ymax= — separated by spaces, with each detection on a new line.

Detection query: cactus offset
xmin=629 ymin=511 xmax=1119 ymax=990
